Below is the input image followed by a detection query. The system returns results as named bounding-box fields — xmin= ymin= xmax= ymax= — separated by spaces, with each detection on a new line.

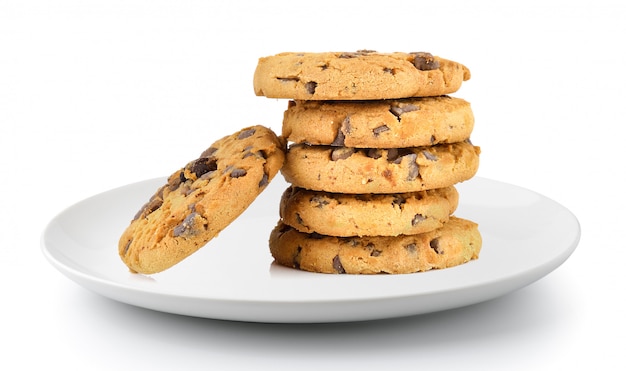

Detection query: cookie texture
xmin=119 ymin=125 xmax=285 ymax=274
xmin=269 ymin=217 xmax=482 ymax=274
xmin=279 ymin=186 xmax=459 ymax=237
xmin=283 ymin=96 xmax=474 ymax=148
xmin=253 ymin=51 xmax=471 ymax=100
xmin=281 ymin=141 xmax=480 ymax=194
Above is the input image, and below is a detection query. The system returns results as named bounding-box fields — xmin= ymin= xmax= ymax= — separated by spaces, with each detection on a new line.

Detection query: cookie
xmin=253 ymin=51 xmax=470 ymax=100
xmin=281 ymin=141 xmax=480 ymax=194
xmin=119 ymin=125 xmax=285 ymax=274
xmin=269 ymin=217 xmax=482 ymax=274
xmin=282 ymin=96 xmax=474 ymax=148
xmin=279 ymin=186 xmax=459 ymax=237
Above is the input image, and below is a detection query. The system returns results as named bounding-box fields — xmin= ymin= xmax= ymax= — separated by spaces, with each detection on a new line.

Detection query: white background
xmin=2 ymin=0 xmax=624 ymax=369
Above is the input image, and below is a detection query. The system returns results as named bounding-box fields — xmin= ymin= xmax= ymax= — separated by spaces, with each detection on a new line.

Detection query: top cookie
xmin=118 ymin=125 xmax=285 ymax=274
xmin=253 ymin=50 xmax=470 ymax=100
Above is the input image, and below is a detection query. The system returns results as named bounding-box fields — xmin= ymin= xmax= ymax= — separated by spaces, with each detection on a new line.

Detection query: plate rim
xmin=41 ymin=176 xmax=581 ymax=323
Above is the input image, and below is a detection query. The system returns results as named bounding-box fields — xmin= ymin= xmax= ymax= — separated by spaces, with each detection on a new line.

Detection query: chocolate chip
xmin=430 ymin=238 xmax=443 ymax=254
xmin=340 ymin=50 xmax=375 ymax=58
xmin=246 ymin=145 xmax=268 ymax=160
xmin=190 ymin=157 xmax=218 ymax=178
xmin=278 ymin=77 xmax=299 ymax=82
xmin=392 ymin=195 xmax=406 ymax=209
xmin=237 ymin=128 xmax=256 ymax=140
xmin=370 ymin=249 xmax=382 ymax=257
xmin=165 ymin=172 xmax=182 ymax=192
xmin=406 ymin=154 xmax=419 ymax=181
xmin=123 ymin=240 xmax=131 ymax=255
xmin=134 ymin=197 xmax=163 ymax=220
xmin=412 ymin=52 xmax=440 ymax=71
xmin=305 ymin=81 xmax=317 ymax=94
xmin=331 ymin=147 xmax=355 ymax=161
xmin=179 ymin=171 xmax=187 ymax=184
xmin=388 ymin=148 xmax=413 ymax=164
xmin=367 ymin=148 xmax=383 ymax=159
xmin=293 ymin=246 xmax=302 ymax=269
xmin=331 ymin=129 xmax=345 ymax=147
xmin=422 ymin=150 xmax=438 ymax=161
xmin=258 ymin=172 xmax=269 ymax=188
xmin=373 ymin=125 xmax=390 ymax=136
xmin=155 ymin=185 xmax=165 ymax=199
xmin=296 ymin=213 xmax=304 ymax=225
xmin=230 ymin=168 xmax=247 ymax=178
xmin=331 ymin=117 xmax=350 ymax=146
xmin=200 ymin=147 xmax=217 ymax=158
xmin=332 ymin=255 xmax=346 ymax=274
xmin=390 ymin=103 xmax=420 ymax=119
xmin=339 ymin=52 xmax=359 ymax=59
xmin=140 ymin=186 xmax=165 ymax=216
xmin=412 ymin=214 xmax=426 ymax=226
xmin=310 ymin=195 xmax=330 ymax=208
xmin=243 ymin=149 xmax=266 ymax=159
xmin=277 ymin=223 xmax=293 ymax=235
xmin=405 ymin=243 xmax=417 ymax=254
xmin=387 ymin=148 xmax=399 ymax=162
xmin=173 ymin=213 xmax=198 ymax=237
xmin=133 ymin=194 xmax=163 ymax=220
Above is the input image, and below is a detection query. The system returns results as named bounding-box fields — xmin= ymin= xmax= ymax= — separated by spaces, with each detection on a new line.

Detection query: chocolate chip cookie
xmin=282 ymin=96 xmax=474 ymax=148
xmin=119 ymin=125 xmax=285 ymax=274
xmin=279 ymin=186 xmax=459 ymax=237
xmin=269 ymin=217 xmax=482 ymax=274
xmin=253 ymin=51 xmax=471 ymax=100
xmin=281 ymin=141 xmax=480 ymax=194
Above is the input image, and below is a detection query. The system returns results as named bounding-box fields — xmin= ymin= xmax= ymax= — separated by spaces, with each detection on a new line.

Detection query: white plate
xmin=41 ymin=177 xmax=580 ymax=323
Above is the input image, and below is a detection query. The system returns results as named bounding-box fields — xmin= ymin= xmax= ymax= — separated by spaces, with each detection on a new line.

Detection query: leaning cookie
xmin=119 ymin=125 xmax=285 ymax=274
xmin=269 ymin=217 xmax=482 ymax=274
xmin=283 ymin=96 xmax=474 ymax=148
xmin=254 ymin=51 xmax=470 ymax=100
xmin=281 ymin=141 xmax=480 ymax=194
xmin=279 ymin=186 xmax=459 ymax=237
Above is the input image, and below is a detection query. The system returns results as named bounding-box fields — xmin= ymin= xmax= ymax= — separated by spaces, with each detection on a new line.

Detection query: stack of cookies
xmin=254 ymin=50 xmax=482 ymax=274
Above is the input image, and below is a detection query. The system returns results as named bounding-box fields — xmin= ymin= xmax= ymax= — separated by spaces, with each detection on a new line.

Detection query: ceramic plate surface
xmin=42 ymin=177 xmax=580 ymax=323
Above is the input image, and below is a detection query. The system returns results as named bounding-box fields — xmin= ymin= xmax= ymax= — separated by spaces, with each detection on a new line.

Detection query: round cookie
xmin=269 ymin=217 xmax=482 ymax=274
xmin=281 ymin=141 xmax=480 ymax=194
xmin=279 ymin=186 xmax=459 ymax=237
xmin=253 ymin=50 xmax=471 ymax=100
xmin=119 ymin=125 xmax=285 ymax=274
xmin=283 ymin=96 xmax=474 ymax=148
